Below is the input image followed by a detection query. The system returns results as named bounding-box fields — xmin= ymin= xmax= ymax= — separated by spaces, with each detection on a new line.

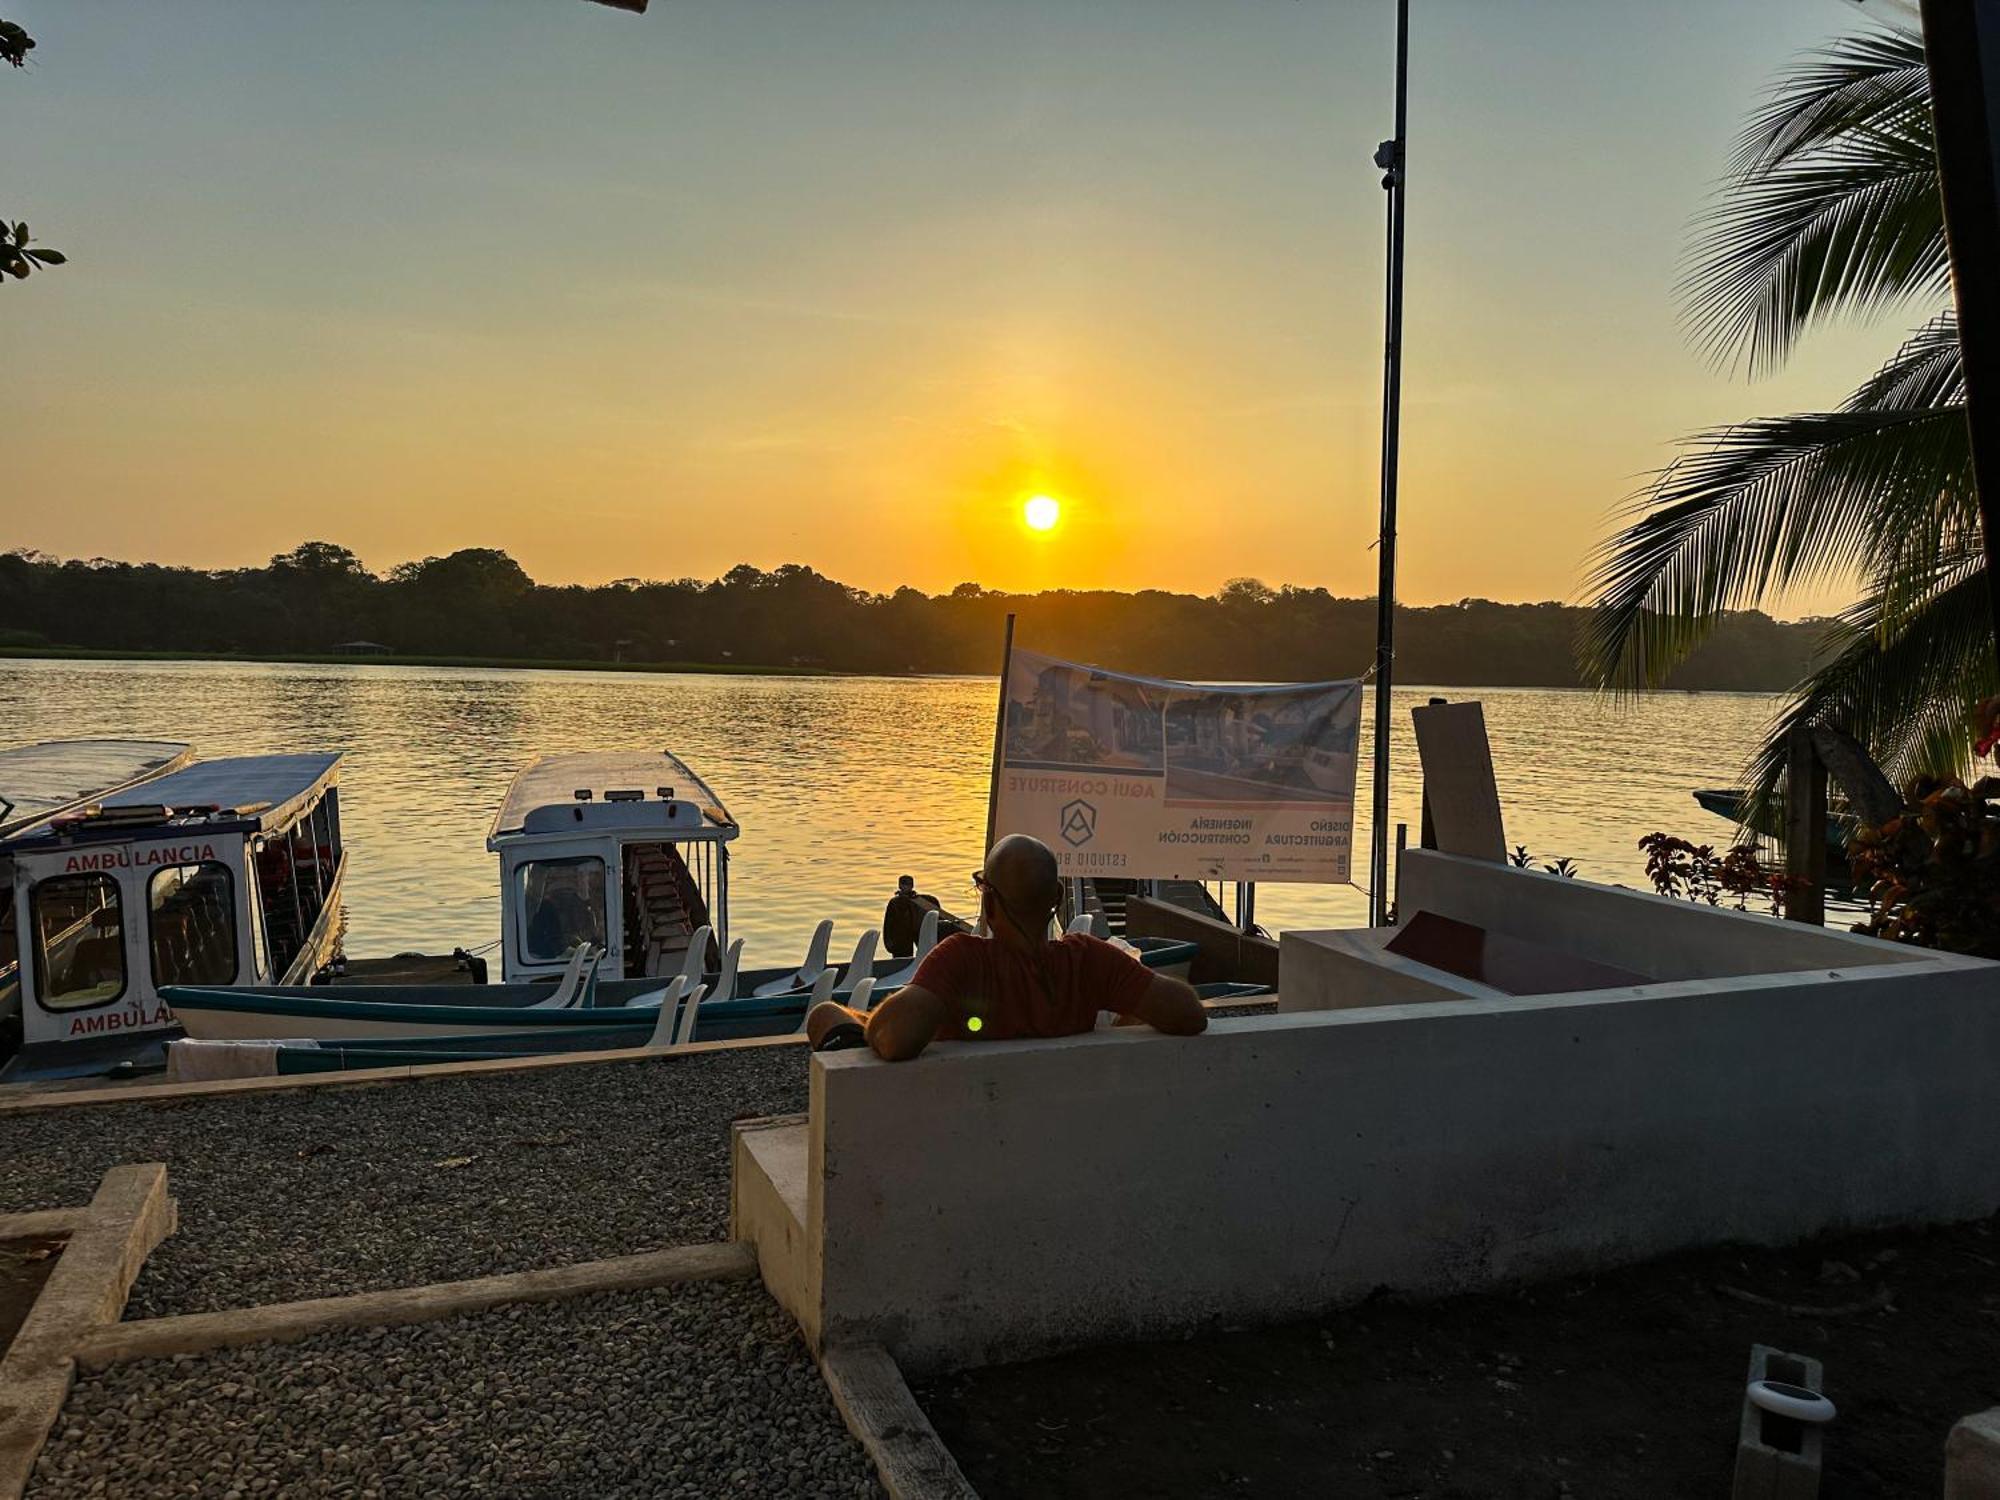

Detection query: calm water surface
xmin=0 ymin=660 xmax=1785 ymax=964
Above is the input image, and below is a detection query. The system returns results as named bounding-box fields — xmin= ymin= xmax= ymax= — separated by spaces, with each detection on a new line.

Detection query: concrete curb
xmin=1946 ymin=1406 xmax=2000 ymax=1499
xmin=0 ymin=1164 xmax=176 ymax=1500
xmin=73 ymin=1241 xmax=758 ymax=1369
xmin=820 ymin=1342 xmax=979 ymax=1500
xmin=0 ymin=1031 xmax=807 ymax=1116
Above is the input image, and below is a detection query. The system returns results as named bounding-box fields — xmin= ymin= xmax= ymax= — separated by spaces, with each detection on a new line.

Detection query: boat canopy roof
xmin=2 ymin=751 xmax=342 ymax=851
xmin=0 ymin=739 xmax=194 ymax=839
xmin=488 ymin=750 xmax=736 ymax=848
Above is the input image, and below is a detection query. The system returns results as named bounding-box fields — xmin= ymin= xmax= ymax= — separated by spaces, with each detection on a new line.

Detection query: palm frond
xmin=1579 ymin=403 xmax=1969 ymax=688
xmin=1744 ymin=555 xmax=1998 ymax=817
xmin=1683 ymin=29 xmax=1945 ymax=374
xmin=1844 ymin=310 xmax=1964 ymax=411
xmin=1733 ymin=30 xmax=1929 ymax=175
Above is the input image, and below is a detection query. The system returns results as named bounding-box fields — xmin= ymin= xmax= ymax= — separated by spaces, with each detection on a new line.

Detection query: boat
xmin=164 ymin=919 xmax=1203 ymax=1043
xmin=1 ymin=740 xmax=197 ymax=1045
xmin=1 ymin=749 xmax=345 ymax=1081
xmin=1691 ymin=788 xmax=1855 ymax=860
xmin=173 ymin=978 xmax=1275 ymax=1078
xmin=161 ymin=748 xmax=1208 ymax=1049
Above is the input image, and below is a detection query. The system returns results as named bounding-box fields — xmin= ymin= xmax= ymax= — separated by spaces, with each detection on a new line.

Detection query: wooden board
xmin=820 ymin=1343 xmax=979 ymax=1500
xmin=1411 ymin=701 xmax=1506 ymax=862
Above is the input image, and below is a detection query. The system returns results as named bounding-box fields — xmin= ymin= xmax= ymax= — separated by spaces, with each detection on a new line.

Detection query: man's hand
xmin=1123 ymin=973 xmax=1208 ymax=1036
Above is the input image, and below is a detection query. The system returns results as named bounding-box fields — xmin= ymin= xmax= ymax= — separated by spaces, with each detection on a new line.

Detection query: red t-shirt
xmin=906 ymin=932 xmax=1157 ymax=1041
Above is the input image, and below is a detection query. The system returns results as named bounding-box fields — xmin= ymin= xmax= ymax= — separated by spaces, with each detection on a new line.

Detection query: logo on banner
xmin=1059 ymin=798 xmax=1098 ymax=847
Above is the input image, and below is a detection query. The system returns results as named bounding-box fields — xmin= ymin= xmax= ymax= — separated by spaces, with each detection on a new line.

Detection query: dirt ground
xmin=0 ymin=1236 xmax=64 ymax=1356
xmin=917 ymin=1215 xmax=2000 ymax=1498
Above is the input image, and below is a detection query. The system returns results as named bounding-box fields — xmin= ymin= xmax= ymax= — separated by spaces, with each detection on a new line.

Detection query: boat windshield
xmin=149 ymin=862 xmax=237 ymax=987
xmin=519 ymin=856 xmax=607 ymax=964
xmin=31 ymin=872 xmax=126 ymax=1009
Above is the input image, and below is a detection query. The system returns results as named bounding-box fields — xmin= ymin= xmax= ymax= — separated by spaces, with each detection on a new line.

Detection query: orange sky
xmin=2 ymin=0 xmax=1928 ymax=611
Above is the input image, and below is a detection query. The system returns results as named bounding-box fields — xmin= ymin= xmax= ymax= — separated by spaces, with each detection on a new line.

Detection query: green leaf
xmin=27 ymin=248 xmax=65 ymax=265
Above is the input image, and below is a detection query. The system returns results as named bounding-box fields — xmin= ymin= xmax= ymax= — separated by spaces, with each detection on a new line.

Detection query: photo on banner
xmin=990 ymin=647 xmax=1360 ymax=883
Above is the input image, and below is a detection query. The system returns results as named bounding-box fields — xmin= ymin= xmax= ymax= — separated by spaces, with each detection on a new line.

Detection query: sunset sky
xmin=2 ymin=0 xmax=1934 ymax=606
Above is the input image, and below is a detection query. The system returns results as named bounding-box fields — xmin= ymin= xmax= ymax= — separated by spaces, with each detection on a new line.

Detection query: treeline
xmin=0 ymin=542 xmax=1827 ymax=690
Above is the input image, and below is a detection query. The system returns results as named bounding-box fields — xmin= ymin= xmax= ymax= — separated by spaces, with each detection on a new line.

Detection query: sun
xmin=1024 ymin=494 xmax=1061 ymax=532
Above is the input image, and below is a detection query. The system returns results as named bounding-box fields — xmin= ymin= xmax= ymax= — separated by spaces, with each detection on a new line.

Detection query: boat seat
xmin=709 ymin=937 xmax=744 ymax=1003
xmin=792 ymin=968 xmax=840 ymax=1032
xmin=754 ymin=919 xmax=835 ymax=998
xmin=836 ymin=929 xmax=878 ymax=993
xmin=527 ymin=945 xmax=602 ymax=1009
xmin=643 ymin=976 xmax=693 ymax=1049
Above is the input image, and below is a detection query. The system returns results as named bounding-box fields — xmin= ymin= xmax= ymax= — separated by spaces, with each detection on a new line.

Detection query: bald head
xmin=982 ymin=834 xmax=1061 ymax=940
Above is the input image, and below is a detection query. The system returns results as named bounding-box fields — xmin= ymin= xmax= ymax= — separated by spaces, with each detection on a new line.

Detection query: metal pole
xmin=1367 ymin=0 xmax=1410 ymax=925
xmin=1918 ymin=0 xmax=2000 ymax=667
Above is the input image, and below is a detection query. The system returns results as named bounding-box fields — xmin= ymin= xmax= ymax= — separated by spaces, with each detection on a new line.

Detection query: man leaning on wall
xmin=808 ymin=835 xmax=1207 ymax=1060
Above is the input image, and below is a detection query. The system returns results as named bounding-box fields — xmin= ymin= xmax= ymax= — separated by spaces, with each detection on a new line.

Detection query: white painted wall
xmin=804 ymin=948 xmax=2000 ymax=1376
xmin=1398 ymin=849 xmax=1920 ymax=979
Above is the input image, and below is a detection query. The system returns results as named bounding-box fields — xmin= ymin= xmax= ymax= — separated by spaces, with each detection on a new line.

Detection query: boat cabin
xmin=487 ymin=751 xmax=737 ymax=985
xmin=0 ymin=751 xmax=345 ymax=1076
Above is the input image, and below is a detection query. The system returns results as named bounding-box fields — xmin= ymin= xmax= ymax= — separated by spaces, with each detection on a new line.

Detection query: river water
xmin=0 ymin=659 xmax=1787 ymax=965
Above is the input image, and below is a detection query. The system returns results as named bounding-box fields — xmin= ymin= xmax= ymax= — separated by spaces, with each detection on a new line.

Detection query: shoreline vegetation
xmin=1 ymin=541 xmax=1831 ymax=690
xmin=0 ymin=645 xmax=826 ymax=677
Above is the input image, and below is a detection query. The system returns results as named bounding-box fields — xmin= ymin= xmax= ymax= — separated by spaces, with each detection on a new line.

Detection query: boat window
xmin=247 ymin=878 xmax=271 ymax=980
xmin=518 ymin=857 xmax=606 ymax=964
xmin=148 ymin=862 xmax=237 ymax=987
xmin=256 ymin=835 xmax=305 ymax=979
xmin=31 ymin=873 xmax=126 ymax=1010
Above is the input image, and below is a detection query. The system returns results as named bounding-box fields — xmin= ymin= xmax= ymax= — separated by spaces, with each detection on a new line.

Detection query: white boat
xmin=166 ymin=749 xmax=961 ymax=1044
xmin=1 ymin=749 xmax=345 ymax=1080
xmin=487 ymin=750 xmax=736 ymax=985
xmin=164 ymin=749 xmax=1217 ymax=1051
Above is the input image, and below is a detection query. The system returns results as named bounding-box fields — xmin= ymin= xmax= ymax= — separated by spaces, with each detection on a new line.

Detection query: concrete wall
xmin=808 ymin=953 xmax=2000 ymax=1376
xmin=1124 ymin=896 xmax=1281 ymax=987
xmin=1395 ymin=849 xmax=1921 ymax=981
xmin=1279 ymin=925 xmax=1498 ymax=1011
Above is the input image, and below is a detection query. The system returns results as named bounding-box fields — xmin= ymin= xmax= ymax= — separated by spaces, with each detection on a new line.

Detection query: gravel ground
xmin=0 ymin=1045 xmax=807 ymax=1317
xmin=30 ymin=1279 xmax=883 ymax=1499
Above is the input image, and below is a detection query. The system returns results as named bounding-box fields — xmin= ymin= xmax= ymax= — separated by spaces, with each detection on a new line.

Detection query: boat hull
xmin=164 ymin=939 xmax=1204 ymax=1044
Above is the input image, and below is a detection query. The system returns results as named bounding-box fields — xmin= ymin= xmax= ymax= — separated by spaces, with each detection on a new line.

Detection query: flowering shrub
xmin=1637 ymin=832 xmax=1800 ymax=917
xmin=1847 ymin=776 xmax=2000 ymax=959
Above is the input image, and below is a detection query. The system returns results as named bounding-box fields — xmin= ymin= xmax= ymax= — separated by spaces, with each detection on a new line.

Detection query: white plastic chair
xmin=836 ymin=929 xmax=878 ymax=994
xmin=675 ymin=926 xmax=712 ymax=998
xmin=529 ymin=945 xmax=600 ymax=1009
xmin=754 ymin=919 xmax=834 ymax=997
xmin=878 ymin=908 xmax=940 ymax=989
xmin=644 ymin=976 xmax=693 ymax=1049
xmin=794 ymin=967 xmax=839 ymax=1032
xmin=710 ymin=937 xmax=744 ymax=1003
xmin=672 ymin=976 xmax=709 ymax=1047
xmin=849 ymin=976 xmax=878 ymax=1013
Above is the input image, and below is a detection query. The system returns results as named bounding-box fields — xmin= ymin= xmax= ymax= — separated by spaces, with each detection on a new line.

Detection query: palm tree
xmin=1580 ymin=26 xmax=1992 ymax=807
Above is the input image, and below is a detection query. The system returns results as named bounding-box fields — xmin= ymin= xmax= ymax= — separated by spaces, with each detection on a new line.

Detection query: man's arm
xmin=1120 ymin=972 xmax=1208 ymax=1035
xmin=865 ymin=983 xmax=953 ymax=1061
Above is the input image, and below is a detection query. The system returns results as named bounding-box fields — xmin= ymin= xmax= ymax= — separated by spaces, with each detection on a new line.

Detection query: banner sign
xmin=989 ymin=647 xmax=1360 ymax=883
